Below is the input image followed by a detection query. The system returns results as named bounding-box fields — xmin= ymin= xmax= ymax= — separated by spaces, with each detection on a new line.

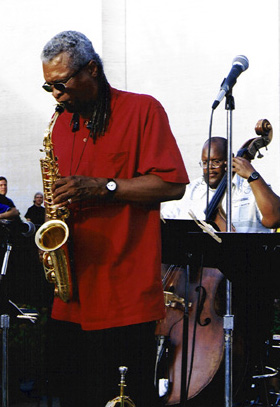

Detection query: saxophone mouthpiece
xmin=55 ymin=103 xmax=65 ymax=113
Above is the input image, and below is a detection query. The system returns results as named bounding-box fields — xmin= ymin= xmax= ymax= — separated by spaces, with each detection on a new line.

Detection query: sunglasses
xmin=42 ymin=61 xmax=89 ymax=93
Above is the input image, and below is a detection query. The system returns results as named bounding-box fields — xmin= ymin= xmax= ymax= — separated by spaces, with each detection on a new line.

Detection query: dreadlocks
xmin=87 ymin=73 xmax=111 ymax=143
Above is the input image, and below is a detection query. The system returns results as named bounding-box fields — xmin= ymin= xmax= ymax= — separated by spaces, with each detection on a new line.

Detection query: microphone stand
xmin=0 ymin=243 xmax=12 ymax=282
xmin=224 ymin=91 xmax=235 ymax=407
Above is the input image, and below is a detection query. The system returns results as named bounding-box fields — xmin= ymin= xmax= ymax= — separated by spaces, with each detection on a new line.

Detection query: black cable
xmin=205 ymin=109 xmax=215 ymax=219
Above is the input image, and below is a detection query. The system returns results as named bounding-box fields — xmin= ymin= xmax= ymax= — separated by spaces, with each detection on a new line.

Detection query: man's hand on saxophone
xmin=52 ymin=175 xmax=113 ymax=206
xmin=52 ymin=174 xmax=185 ymax=206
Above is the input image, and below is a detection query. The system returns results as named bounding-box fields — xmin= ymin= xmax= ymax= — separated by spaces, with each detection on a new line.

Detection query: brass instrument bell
xmin=105 ymin=366 xmax=136 ymax=407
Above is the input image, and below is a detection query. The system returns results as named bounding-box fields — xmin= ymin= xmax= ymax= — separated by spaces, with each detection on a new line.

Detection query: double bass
xmin=156 ymin=119 xmax=273 ymax=406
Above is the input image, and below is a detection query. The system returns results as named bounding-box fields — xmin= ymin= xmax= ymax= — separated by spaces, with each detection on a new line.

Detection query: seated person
xmin=162 ymin=137 xmax=280 ymax=232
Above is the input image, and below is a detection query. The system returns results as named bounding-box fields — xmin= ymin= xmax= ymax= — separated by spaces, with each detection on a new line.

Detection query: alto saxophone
xmin=105 ymin=367 xmax=136 ymax=407
xmin=35 ymin=103 xmax=73 ymax=302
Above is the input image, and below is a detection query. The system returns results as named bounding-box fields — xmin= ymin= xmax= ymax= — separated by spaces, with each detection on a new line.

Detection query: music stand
xmin=161 ymin=219 xmax=280 ymax=406
xmin=161 ymin=219 xmax=219 ymax=406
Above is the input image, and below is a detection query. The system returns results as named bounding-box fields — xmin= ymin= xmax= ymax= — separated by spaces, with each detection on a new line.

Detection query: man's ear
xmin=87 ymin=60 xmax=98 ymax=78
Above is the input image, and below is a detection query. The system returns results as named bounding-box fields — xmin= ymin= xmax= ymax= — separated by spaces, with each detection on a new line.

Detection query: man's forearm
xmin=0 ymin=207 xmax=20 ymax=220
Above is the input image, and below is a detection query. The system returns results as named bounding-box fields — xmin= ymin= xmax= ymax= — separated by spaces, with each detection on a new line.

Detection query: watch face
xmin=248 ymin=171 xmax=260 ymax=183
xmin=106 ymin=180 xmax=117 ymax=192
xmin=251 ymin=172 xmax=259 ymax=180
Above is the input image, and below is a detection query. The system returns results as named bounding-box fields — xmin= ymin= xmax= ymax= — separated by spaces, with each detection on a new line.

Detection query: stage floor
xmin=10 ymin=396 xmax=60 ymax=407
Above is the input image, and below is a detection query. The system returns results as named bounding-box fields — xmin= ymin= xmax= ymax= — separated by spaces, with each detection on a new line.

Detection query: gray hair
xmin=33 ymin=192 xmax=43 ymax=203
xmin=41 ymin=30 xmax=103 ymax=72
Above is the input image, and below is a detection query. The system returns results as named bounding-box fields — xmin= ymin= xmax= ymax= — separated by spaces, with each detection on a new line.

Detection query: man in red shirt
xmin=40 ymin=30 xmax=189 ymax=407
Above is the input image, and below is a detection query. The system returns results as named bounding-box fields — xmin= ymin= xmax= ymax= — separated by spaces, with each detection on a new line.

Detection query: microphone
xmin=212 ymin=55 xmax=249 ymax=110
xmin=0 ymin=219 xmax=36 ymax=237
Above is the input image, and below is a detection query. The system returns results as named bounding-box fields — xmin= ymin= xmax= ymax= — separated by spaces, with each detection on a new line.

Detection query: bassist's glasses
xmin=199 ymin=159 xmax=225 ymax=169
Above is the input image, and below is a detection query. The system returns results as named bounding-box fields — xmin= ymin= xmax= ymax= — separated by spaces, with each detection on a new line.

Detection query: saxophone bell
xmin=35 ymin=219 xmax=69 ymax=252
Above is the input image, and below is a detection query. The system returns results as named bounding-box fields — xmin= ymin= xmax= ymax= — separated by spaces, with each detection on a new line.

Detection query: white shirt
xmin=161 ymin=175 xmax=271 ymax=233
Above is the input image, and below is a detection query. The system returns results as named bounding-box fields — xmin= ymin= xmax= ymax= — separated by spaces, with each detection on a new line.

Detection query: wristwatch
xmin=106 ymin=178 xmax=117 ymax=195
xmin=247 ymin=171 xmax=260 ymax=183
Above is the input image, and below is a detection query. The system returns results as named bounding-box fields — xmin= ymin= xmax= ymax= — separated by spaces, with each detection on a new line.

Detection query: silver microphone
xmin=212 ymin=55 xmax=249 ymax=110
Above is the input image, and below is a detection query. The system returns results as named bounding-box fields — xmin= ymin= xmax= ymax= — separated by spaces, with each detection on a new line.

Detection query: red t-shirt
xmin=50 ymin=87 xmax=189 ymax=330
